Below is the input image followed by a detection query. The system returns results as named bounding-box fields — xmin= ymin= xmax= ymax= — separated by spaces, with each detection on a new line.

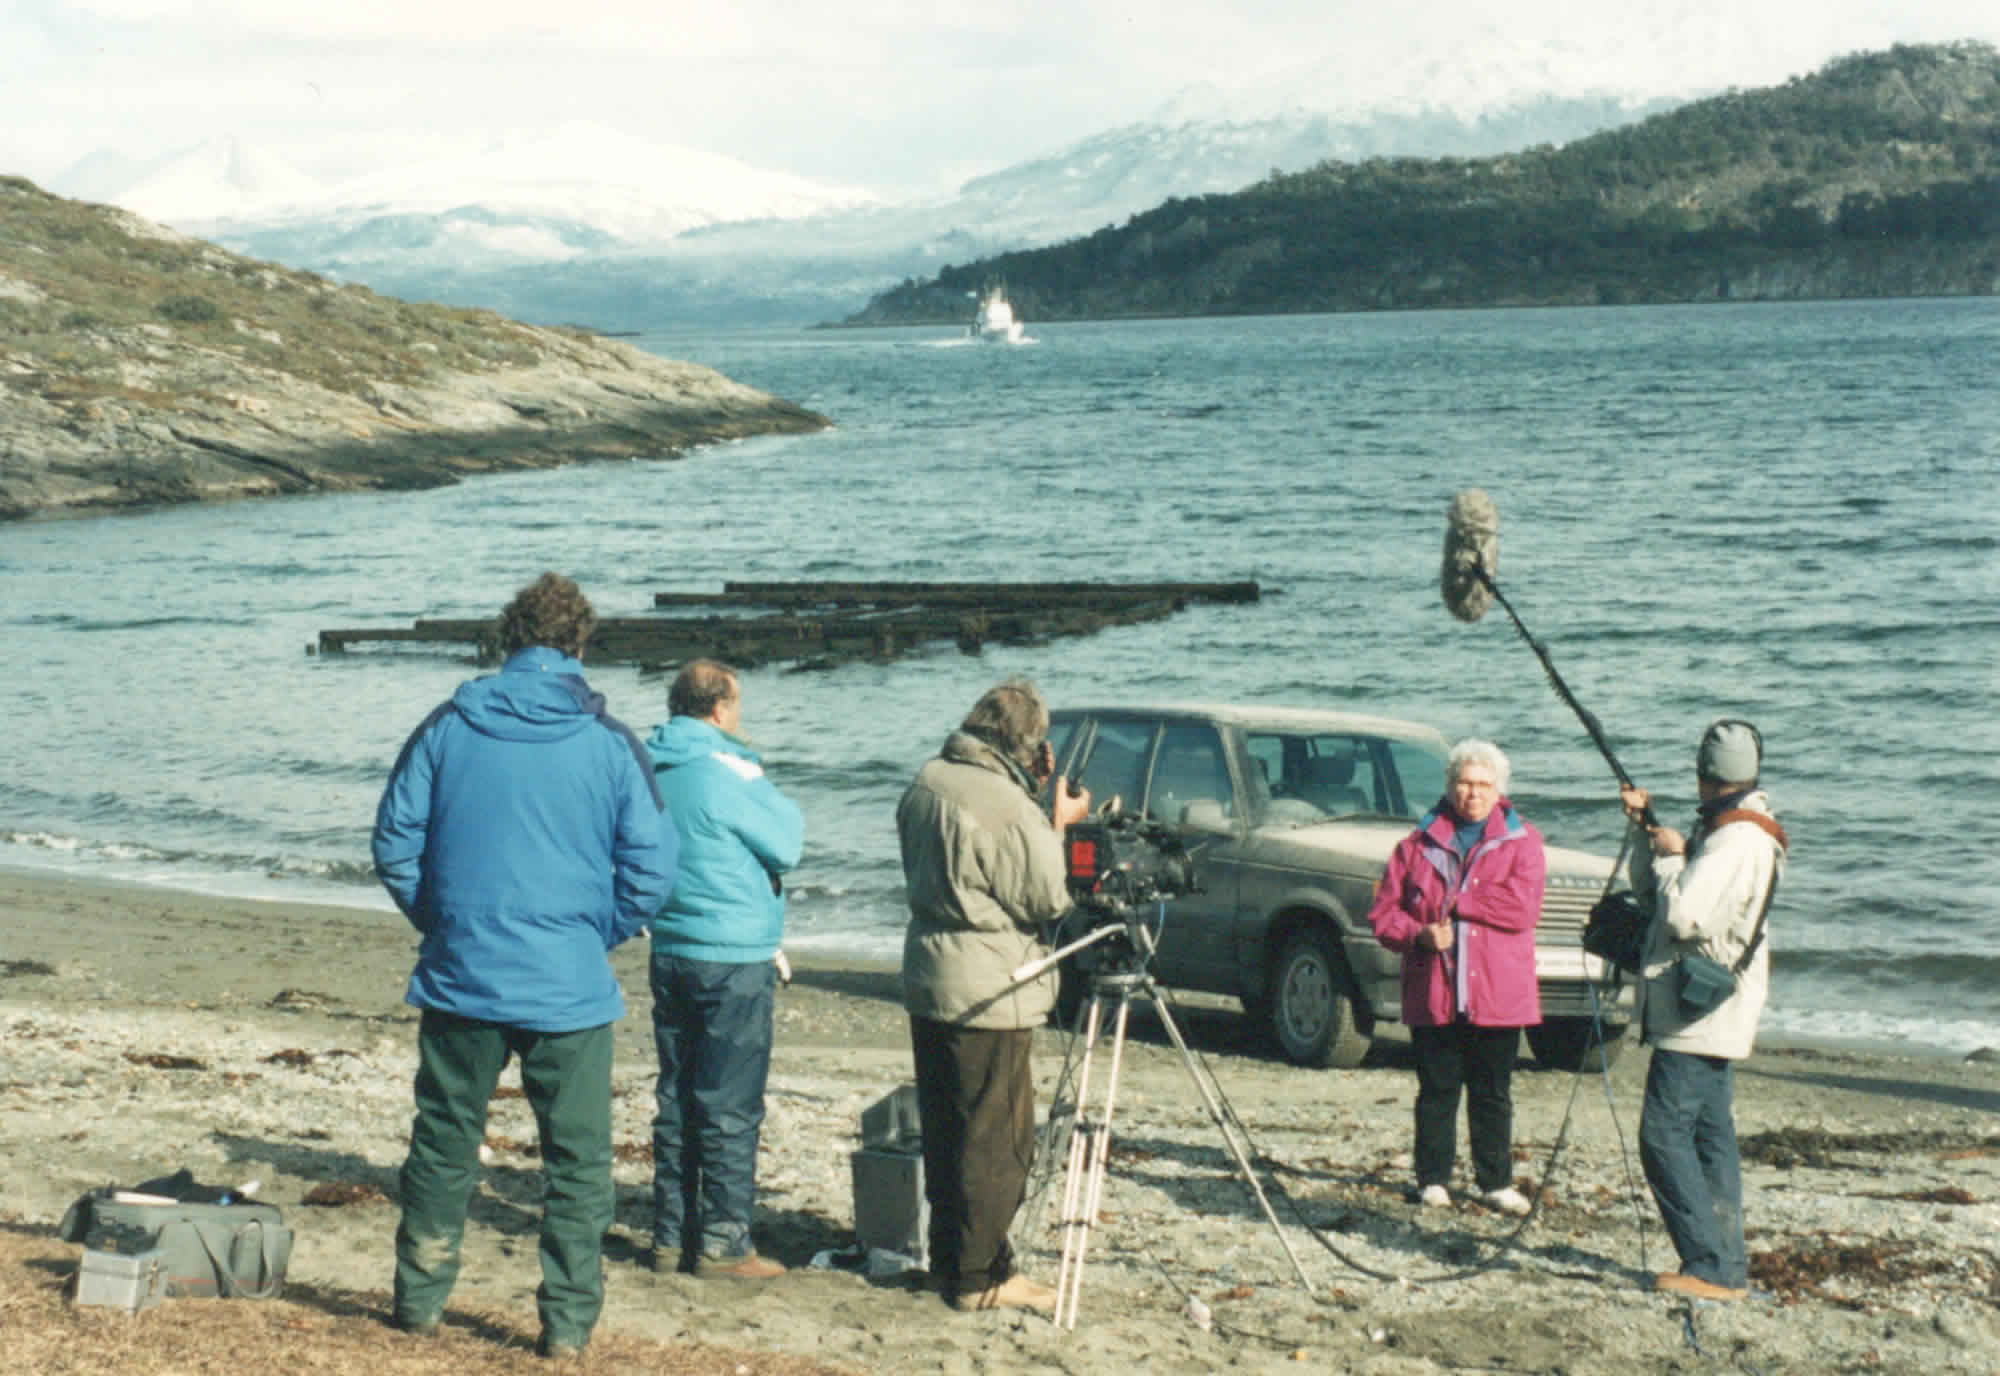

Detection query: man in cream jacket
xmin=1620 ymin=719 xmax=1788 ymax=1303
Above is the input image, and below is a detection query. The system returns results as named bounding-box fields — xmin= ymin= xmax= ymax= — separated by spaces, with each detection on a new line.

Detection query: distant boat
xmin=969 ymin=287 xmax=1026 ymax=344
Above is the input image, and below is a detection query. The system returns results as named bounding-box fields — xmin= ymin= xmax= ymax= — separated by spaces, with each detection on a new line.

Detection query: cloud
xmin=8 ymin=0 xmax=2000 ymax=198
xmin=55 ymin=1 xmax=1073 ymax=59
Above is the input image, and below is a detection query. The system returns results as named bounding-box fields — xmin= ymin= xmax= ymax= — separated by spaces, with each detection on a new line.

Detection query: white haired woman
xmin=1367 ymin=739 xmax=1547 ymax=1214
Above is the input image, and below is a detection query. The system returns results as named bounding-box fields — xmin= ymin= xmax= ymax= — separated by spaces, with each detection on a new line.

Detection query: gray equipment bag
xmin=60 ymin=1184 xmax=292 ymax=1299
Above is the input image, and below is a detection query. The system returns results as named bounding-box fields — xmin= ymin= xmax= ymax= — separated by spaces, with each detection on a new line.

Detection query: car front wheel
xmin=1525 ymin=1017 xmax=1626 ymax=1072
xmin=1268 ymin=927 xmax=1370 ymax=1069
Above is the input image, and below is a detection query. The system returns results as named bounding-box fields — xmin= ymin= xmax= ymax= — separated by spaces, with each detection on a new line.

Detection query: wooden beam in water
xmin=317 ymin=623 xmax=491 ymax=654
xmin=316 ymin=580 xmax=1256 ymax=669
xmin=652 ymin=580 xmax=1260 ymax=610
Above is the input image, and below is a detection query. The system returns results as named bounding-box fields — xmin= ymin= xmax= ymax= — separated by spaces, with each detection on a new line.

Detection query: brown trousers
xmin=909 ymin=1016 xmax=1036 ymax=1297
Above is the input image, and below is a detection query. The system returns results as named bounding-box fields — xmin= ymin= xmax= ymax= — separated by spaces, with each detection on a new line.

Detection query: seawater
xmin=3 ymin=300 xmax=1996 ymax=1055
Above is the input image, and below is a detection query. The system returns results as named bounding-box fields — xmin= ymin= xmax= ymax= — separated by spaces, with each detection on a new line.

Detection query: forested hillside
xmin=849 ymin=42 xmax=2000 ymax=323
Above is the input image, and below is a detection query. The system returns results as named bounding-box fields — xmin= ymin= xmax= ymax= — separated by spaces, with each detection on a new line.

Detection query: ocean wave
xmin=1765 ymin=1004 xmax=2000 ymax=1058
xmin=259 ymin=755 xmax=395 ymax=784
xmin=0 ymin=829 xmax=380 ymax=894
xmin=212 ymin=562 xmax=320 ymax=579
xmin=1833 ymin=618 xmax=2000 ymax=643
xmin=65 ymin=615 xmax=247 ymax=632
xmin=785 ymin=921 xmax=903 ymax=964
xmin=0 ymin=833 xmax=396 ymax=913
xmin=783 ymin=878 xmax=887 ymax=904
xmin=781 ymin=758 xmax=923 ymax=788
xmin=4 ymin=829 xmax=178 ymax=864
xmin=1776 ymin=947 xmax=2000 ymax=995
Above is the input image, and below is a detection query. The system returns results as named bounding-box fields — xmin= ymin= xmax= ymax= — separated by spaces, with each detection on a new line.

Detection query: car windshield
xmin=1242 ymin=730 xmax=1447 ymax=827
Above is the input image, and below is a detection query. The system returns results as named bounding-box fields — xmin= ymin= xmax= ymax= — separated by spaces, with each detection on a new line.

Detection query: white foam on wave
xmin=1765 ymin=1003 xmax=2000 ymax=1060
xmin=784 ymin=926 xmax=903 ymax=964
xmin=0 ymin=836 xmax=396 ymax=915
xmin=4 ymin=830 xmax=90 ymax=854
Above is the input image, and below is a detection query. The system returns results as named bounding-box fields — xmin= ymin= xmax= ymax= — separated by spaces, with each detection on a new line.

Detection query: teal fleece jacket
xmin=644 ymin=716 xmax=805 ymax=962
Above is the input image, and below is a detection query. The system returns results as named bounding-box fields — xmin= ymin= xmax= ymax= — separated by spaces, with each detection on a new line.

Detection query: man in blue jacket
xmin=372 ymin=572 xmax=678 ymax=1357
xmin=643 ymin=659 xmax=804 ymax=1279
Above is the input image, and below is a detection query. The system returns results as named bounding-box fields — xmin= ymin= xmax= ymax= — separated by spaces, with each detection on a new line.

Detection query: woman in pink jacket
xmin=1368 ymin=739 xmax=1546 ymax=1215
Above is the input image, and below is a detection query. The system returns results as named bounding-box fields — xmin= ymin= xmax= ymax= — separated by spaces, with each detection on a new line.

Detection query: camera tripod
xmin=1022 ymin=925 xmax=1313 ymax=1329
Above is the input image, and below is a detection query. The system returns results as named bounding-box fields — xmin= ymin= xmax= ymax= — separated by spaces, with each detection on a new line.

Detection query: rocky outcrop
xmin=0 ymin=178 xmax=829 ymax=521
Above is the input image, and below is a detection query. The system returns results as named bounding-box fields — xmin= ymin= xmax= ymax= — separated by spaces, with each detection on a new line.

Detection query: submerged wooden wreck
xmin=316 ymin=579 xmax=1259 ymax=672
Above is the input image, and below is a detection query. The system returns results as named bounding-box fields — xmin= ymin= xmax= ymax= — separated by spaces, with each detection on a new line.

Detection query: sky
xmin=9 ymin=1 xmax=2000 ymax=202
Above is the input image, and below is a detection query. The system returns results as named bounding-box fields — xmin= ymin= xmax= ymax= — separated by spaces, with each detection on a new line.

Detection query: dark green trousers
xmin=909 ymin=1016 xmax=1036 ymax=1298
xmin=393 ymin=1009 xmax=615 ymax=1347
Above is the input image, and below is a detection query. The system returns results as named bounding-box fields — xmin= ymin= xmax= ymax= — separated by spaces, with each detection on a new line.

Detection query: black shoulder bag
xmin=1583 ymin=887 xmax=1651 ymax=976
xmin=1671 ymin=809 xmax=1787 ymax=1018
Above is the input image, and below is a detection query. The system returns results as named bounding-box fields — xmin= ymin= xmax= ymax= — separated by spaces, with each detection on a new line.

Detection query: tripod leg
xmin=1150 ymin=992 xmax=1315 ymax=1292
xmin=1056 ymin=989 xmax=1132 ymax=1329
xmin=1054 ymin=989 xmax=1108 ymax=1324
xmin=1013 ymin=977 xmax=1100 ymax=1251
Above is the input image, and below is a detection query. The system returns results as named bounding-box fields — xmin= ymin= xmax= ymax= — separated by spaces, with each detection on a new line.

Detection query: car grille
xmin=1540 ymin=872 xmax=1601 ymax=946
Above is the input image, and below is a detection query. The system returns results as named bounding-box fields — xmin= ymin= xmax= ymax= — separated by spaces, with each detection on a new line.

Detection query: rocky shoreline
xmin=0 ymin=342 xmax=830 ymax=522
xmin=0 ymin=177 xmax=830 ymax=521
xmin=3 ymin=868 xmax=1998 ymax=1374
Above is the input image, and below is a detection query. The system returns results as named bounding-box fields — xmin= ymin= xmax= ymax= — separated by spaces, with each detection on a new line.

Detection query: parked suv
xmin=1047 ymin=703 xmax=1630 ymax=1070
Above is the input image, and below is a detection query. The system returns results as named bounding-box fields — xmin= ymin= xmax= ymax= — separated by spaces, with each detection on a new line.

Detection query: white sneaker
xmin=1417 ymin=1184 xmax=1451 ymax=1208
xmin=1483 ymin=1186 xmax=1532 ymax=1216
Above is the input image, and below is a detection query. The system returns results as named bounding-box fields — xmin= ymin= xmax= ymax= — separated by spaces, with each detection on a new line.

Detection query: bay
xmin=3 ymin=299 xmax=1996 ymax=1055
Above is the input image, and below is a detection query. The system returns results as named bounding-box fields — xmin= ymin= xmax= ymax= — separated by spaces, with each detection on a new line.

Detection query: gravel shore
xmin=4 ymin=869 xmax=1997 ymax=1374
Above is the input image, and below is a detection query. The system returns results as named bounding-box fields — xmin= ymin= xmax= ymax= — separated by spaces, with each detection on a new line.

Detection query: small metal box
xmin=76 ymin=1246 xmax=167 ymax=1313
xmin=859 ymin=1084 xmax=922 ymax=1151
xmin=850 ymin=1147 xmax=927 ymax=1265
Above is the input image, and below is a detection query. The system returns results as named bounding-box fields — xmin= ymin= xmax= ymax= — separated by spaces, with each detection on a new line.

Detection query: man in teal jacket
xmin=372 ymin=571 xmax=678 ymax=1357
xmin=643 ymin=659 xmax=804 ymax=1278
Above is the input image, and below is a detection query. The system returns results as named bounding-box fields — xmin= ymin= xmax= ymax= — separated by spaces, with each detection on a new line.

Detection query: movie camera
xmin=1054 ymin=808 xmax=1200 ymax=977
xmin=1062 ymin=809 xmax=1198 ymax=915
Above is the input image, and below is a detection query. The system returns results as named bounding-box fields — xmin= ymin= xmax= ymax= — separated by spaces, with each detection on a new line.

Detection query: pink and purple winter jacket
xmin=1367 ymin=800 xmax=1546 ymax=1028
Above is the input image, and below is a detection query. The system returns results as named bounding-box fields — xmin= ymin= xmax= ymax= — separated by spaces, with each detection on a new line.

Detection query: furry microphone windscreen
xmin=1441 ymin=488 xmax=1500 ymax=623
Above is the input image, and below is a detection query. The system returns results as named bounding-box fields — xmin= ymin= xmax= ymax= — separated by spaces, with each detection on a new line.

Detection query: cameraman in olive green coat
xmin=897 ymin=679 xmax=1089 ymax=1313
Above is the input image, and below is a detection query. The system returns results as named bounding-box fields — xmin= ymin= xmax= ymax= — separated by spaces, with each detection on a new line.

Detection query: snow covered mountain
xmin=929 ymin=94 xmax=1669 ymax=247
xmin=54 ymin=121 xmax=878 ymax=266
xmin=54 ymin=82 xmax=1673 ymax=327
xmin=233 ymin=123 xmax=881 ymax=241
xmin=101 ymin=137 xmax=325 ymax=225
xmin=160 ymin=92 xmax=1662 ymax=327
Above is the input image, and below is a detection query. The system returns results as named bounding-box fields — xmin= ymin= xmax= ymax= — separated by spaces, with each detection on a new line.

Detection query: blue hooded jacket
xmin=372 ymin=647 xmax=680 ymax=1031
xmin=645 ymin=715 xmax=804 ymax=963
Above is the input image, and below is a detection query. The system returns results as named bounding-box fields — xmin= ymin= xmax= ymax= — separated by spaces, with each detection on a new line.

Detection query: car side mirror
xmin=1178 ymin=799 xmax=1233 ymax=834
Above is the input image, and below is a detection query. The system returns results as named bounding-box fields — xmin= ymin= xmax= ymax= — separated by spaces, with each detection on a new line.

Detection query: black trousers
xmin=1411 ymin=1022 xmax=1520 ymax=1193
xmin=909 ymin=1016 xmax=1036 ymax=1298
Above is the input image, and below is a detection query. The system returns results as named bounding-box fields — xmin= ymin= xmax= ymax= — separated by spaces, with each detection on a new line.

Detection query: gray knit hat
xmin=1696 ymin=719 xmax=1762 ymax=784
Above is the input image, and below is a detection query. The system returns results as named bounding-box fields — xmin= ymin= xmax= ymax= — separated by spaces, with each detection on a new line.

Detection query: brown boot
xmin=953 ymin=1272 xmax=1056 ymax=1314
xmin=1654 ymin=1272 xmax=1746 ymax=1302
xmin=703 ymin=1250 xmax=786 ymax=1279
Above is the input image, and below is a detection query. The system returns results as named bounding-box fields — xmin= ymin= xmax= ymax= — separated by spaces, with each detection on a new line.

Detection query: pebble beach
xmin=4 ymin=868 xmax=1997 ymax=1374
